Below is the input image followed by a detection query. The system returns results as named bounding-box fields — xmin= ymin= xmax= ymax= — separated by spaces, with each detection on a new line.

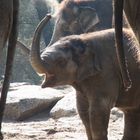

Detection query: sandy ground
xmin=2 ymin=109 xmax=124 ymax=140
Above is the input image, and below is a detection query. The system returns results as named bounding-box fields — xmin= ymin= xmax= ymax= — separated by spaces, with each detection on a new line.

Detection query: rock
xmin=110 ymin=108 xmax=124 ymax=122
xmin=4 ymin=84 xmax=65 ymax=121
xmin=50 ymin=88 xmax=77 ymax=119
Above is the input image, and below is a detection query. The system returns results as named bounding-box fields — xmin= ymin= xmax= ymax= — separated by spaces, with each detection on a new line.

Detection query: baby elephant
xmin=30 ymin=15 xmax=140 ymax=140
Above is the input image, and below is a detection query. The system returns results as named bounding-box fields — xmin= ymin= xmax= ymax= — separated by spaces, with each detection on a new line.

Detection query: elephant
xmin=30 ymin=14 xmax=140 ymax=140
xmin=17 ymin=0 xmax=115 ymax=55
xmin=48 ymin=0 xmax=113 ymax=46
xmin=0 ymin=0 xmax=19 ymax=139
xmin=19 ymin=0 xmax=131 ymax=57
xmin=32 ymin=0 xmax=59 ymax=46
xmin=113 ymin=0 xmax=140 ymax=91
xmin=18 ymin=0 xmax=130 ymax=60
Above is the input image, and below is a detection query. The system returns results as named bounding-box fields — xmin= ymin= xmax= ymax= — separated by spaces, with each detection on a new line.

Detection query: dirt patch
xmin=2 ymin=109 xmax=124 ymax=140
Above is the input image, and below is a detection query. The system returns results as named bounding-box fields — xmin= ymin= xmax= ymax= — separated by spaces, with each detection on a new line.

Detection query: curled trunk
xmin=30 ymin=14 xmax=51 ymax=74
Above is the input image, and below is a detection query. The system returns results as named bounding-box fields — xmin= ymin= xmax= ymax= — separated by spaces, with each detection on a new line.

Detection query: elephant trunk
xmin=114 ymin=0 xmax=131 ymax=91
xmin=30 ymin=14 xmax=51 ymax=74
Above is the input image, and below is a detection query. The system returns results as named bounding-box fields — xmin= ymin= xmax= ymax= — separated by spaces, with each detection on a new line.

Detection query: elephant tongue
xmin=41 ymin=73 xmax=55 ymax=88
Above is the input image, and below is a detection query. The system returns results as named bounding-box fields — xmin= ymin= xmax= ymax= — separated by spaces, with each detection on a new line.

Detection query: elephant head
xmin=30 ymin=14 xmax=101 ymax=88
xmin=48 ymin=0 xmax=99 ymax=45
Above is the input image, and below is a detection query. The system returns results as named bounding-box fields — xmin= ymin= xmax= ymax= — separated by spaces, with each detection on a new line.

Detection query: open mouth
xmin=41 ymin=73 xmax=56 ymax=88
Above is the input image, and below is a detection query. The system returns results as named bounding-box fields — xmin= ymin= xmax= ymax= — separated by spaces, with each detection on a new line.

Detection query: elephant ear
xmin=71 ymin=40 xmax=102 ymax=81
xmin=77 ymin=50 xmax=101 ymax=81
xmin=78 ymin=7 xmax=99 ymax=32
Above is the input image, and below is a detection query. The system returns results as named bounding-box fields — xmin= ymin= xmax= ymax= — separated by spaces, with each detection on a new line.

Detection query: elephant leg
xmin=76 ymin=91 xmax=92 ymax=140
xmin=89 ymin=97 xmax=111 ymax=140
xmin=122 ymin=108 xmax=140 ymax=140
xmin=0 ymin=0 xmax=19 ymax=138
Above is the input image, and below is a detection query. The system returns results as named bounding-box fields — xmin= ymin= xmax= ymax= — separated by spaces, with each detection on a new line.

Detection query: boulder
xmin=50 ymin=88 xmax=77 ymax=119
xmin=4 ymin=84 xmax=65 ymax=121
xmin=110 ymin=108 xmax=124 ymax=122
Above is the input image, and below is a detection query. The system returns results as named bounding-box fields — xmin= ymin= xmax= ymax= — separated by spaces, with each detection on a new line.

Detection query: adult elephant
xmin=18 ymin=0 xmax=114 ymax=54
xmin=31 ymin=0 xmax=129 ymax=49
xmin=114 ymin=0 xmax=140 ymax=91
xmin=48 ymin=0 xmax=113 ymax=45
xmin=16 ymin=0 xmax=100 ymax=54
xmin=48 ymin=0 xmax=128 ymax=46
xmin=0 ymin=0 xmax=19 ymax=139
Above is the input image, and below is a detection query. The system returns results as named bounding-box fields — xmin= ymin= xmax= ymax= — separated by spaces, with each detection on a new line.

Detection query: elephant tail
xmin=114 ymin=0 xmax=132 ymax=91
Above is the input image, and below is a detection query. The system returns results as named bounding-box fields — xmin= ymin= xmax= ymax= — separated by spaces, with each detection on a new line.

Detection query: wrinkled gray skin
xmin=0 ymin=0 xmax=19 ymax=139
xmin=123 ymin=0 xmax=140 ymax=44
xmin=49 ymin=0 xmax=113 ymax=46
xmin=114 ymin=0 xmax=140 ymax=91
xmin=30 ymin=15 xmax=140 ymax=140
